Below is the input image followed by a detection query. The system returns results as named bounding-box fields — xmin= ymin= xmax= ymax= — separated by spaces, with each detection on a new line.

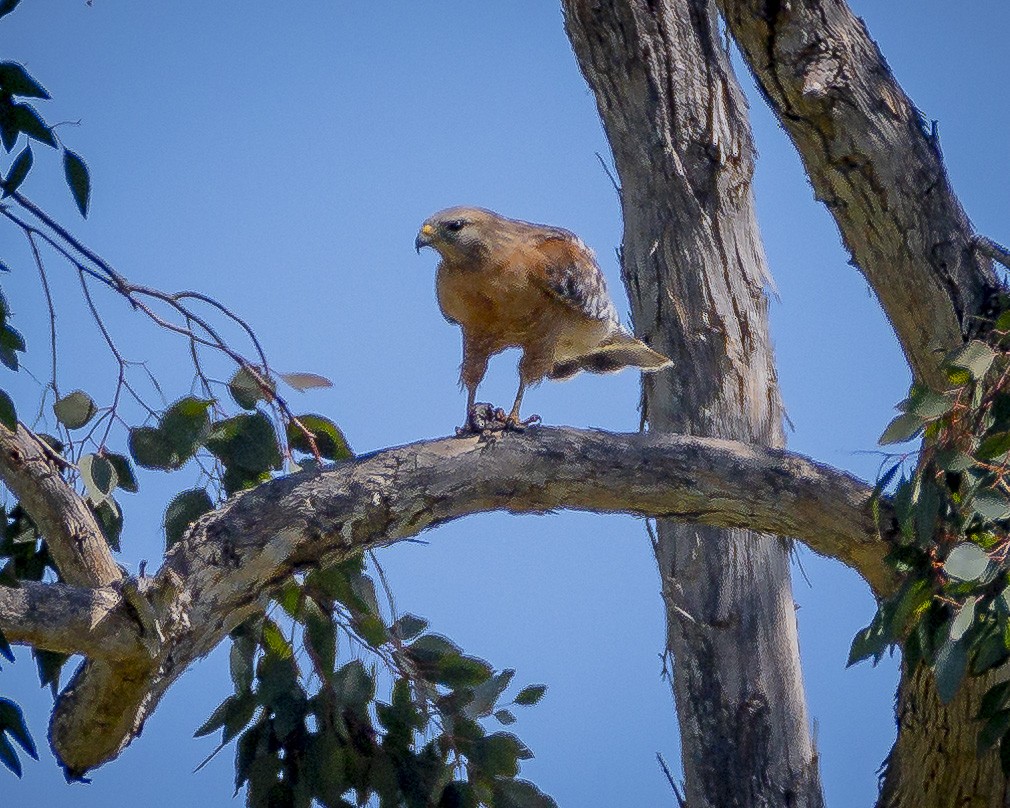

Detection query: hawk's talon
xmin=502 ymin=413 xmax=541 ymax=432
xmin=455 ymin=403 xmax=540 ymax=436
xmin=455 ymin=402 xmax=499 ymax=436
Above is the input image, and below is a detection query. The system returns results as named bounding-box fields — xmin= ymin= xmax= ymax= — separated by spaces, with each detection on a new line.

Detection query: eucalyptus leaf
xmin=466 ymin=669 xmax=515 ymax=719
xmin=92 ymin=498 xmax=123 ymax=552
xmin=287 ymin=413 xmax=352 ymax=461
xmin=229 ymin=635 xmax=255 ymax=695
xmin=105 ymin=453 xmax=139 ymax=493
xmin=0 ymin=325 xmax=24 ymax=371
xmin=0 ymin=1 xmax=22 ymax=22
xmin=0 ymin=698 xmax=36 ymax=760
xmin=493 ymin=778 xmax=559 ymax=808
xmin=933 ymin=639 xmax=968 ymax=704
xmin=0 ymin=62 xmax=48 ymax=99
xmin=63 ymin=149 xmax=90 ymax=217
xmin=0 ymin=389 xmax=15 ymax=430
xmin=944 ymin=543 xmax=990 ymax=582
xmin=0 ymin=734 xmax=20 ymax=777
xmin=227 ymin=366 xmax=266 ymax=410
xmin=279 ymin=371 xmax=333 ymax=391
xmin=936 ymin=449 xmax=974 ymax=472
xmin=160 ymin=396 xmax=212 ymax=464
xmin=0 ymin=98 xmax=16 ymax=152
xmin=972 ymin=491 xmax=1010 ymax=522
xmin=514 ymin=685 xmax=548 ymax=706
xmin=32 ymin=648 xmax=67 ymax=697
xmin=978 ymin=710 xmax=1010 ymax=756
xmin=902 ymin=386 xmax=954 ymax=420
xmin=2 ymin=143 xmax=31 ymax=196
xmin=260 ymin=618 xmax=293 ymax=660
xmin=980 ymin=682 xmax=1010 ymax=720
xmin=391 ymin=613 xmax=429 ymax=642
xmin=977 ymin=432 xmax=1010 ymax=462
xmin=301 ymin=596 xmax=336 ymax=674
xmin=10 ymin=102 xmax=54 ymax=147
xmin=206 ymin=412 xmax=281 ymax=474
xmin=950 ymin=340 xmax=996 ymax=380
xmin=878 ymin=412 xmax=924 ymax=445
xmin=163 ymin=488 xmax=214 ymax=548
xmin=79 ymin=453 xmax=118 ymax=504
xmin=53 ymin=390 xmax=96 ymax=429
xmin=847 ymin=616 xmax=889 ymax=667
xmin=949 ymin=596 xmax=977 ymax=642
xmin=128 ymin=426 xmax=174 ymax=470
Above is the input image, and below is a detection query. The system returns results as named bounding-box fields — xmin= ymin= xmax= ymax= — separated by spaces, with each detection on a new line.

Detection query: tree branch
xmin=0 ymin=424 xmax=120 ymax=587
xmin=717 ymin=0 xmax=999 ymax=388
xmin=0 ymin=581 xmax=142 ymax=660
xmin=46 ymin=427 xmax=895 ymax=776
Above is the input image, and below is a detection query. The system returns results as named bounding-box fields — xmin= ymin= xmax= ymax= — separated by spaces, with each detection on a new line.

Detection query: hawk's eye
xmin=445 ymin=219 xmax=466 ymax=233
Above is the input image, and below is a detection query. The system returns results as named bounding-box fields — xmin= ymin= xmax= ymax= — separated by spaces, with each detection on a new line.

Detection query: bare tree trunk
xmin=563 ymin=1 xmax=823 ymax=805
xmin=713 ymin=1 xmax=1005 ymax=804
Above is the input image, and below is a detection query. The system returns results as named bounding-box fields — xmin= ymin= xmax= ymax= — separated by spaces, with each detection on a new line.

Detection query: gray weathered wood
xmin=0 ymin=581 xmax=142 ymax=660
xmin=717 ymin=0 xmax=1006 ymax=804
xmin=0 ymin=424 xmax=121 ymax=587
xmin=41 ymin=427 xmax=889 ymax=775
xmin=563 ymin=1 xmax=823 ymax=804
xmin=718 ymin=0 xmax=997 ymax=391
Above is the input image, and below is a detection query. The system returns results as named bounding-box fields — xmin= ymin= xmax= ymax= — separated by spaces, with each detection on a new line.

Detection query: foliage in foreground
xmin=853 ymin=317 xmax=1010 ymax=772
xmin=0 ymin=5 xmax=554 ymax=803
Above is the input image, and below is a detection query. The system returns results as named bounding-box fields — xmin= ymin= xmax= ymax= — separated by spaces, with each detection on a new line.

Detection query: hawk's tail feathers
xmin=548 ymin=332 xmax=673 ymax=380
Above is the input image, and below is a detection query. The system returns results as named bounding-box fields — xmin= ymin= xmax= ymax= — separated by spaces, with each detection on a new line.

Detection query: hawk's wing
xmin=533 ymin=231 xmax=620 ymax=326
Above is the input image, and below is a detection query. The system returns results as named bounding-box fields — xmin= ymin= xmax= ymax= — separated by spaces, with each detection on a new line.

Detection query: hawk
xmin=415 ymin=206 xmax=672 ymax=431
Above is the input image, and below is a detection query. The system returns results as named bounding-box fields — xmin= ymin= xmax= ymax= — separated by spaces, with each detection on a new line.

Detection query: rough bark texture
xmin=717 ymin=0 xmax=997 ymax=390
xmin=0 ymin=424 xmax=121 ymax=587
xmin=0 ymin=581 xmax=142 ymax=660
xmin=26 ymin=427 xmax=889 ymax=775
xmin=715 ymin=1 xmax=1005 ymax=805
xmin=563 ymin=3 xmax=822 ymax=805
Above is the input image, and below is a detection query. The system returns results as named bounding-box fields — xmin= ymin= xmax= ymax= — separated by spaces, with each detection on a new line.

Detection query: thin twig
xmin=78 ymin=271 xmax=128 ymax=449
xmin=369 ymin=550 xmax=398 ymax=624
xmin=6 ymin=200 xmax=325 ymax=462
xmin=26 ymin=232 xmax=60 ymax=401
xmin=175 ymin=290 xmax=271 ymax=378
xmin=656 ymin=753 xmax=686 ymax=807
xmin=595 ymin=151 xmax=622 ymax=200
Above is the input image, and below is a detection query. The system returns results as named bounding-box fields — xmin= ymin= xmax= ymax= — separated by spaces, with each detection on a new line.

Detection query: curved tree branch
xmin=717 ymin=0 xmax=999 ymax=389
xmin=44 ymin=427 xmax=893 ymax=776
xmin=0 ymin=424 xmax=120 ymax=587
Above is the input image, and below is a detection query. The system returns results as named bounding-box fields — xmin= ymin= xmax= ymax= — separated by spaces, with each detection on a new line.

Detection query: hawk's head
xmin=415 ymin=207 xmax=503 ymax=261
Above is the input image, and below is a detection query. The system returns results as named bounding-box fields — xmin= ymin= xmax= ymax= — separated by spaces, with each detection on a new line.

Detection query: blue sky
xmin=1 ymin=2 xmax=1008 ymax=806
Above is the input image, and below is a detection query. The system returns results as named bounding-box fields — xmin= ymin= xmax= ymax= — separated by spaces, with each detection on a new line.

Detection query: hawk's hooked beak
xmin=415 ymin=223 xmax=435 ymax=254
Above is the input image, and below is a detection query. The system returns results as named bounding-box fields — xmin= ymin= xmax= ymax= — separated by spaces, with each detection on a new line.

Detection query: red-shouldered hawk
xmin=415 ymin=206 xmax=672 ymax=432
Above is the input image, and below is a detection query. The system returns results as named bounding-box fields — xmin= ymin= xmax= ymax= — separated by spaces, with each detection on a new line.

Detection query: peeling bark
xmin=715 ymin=0 xmax=1006 ymax=804
xmin=0 ymin=581 xmax=142 ymax=660
xmin=30 ymin=427 xmax=889 ymax=775
xmin=717 ymin=0 xmax=997 ymax=390
xmin=563 ymin=1 xmax=822 ymax=805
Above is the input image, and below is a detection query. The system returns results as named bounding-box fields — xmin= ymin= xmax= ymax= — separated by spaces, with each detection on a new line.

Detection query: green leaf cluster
xmin=0 ymin=47 xmax=91 ymax=214
xmin=857 ymin=334 xmax=1010 ymax=772
xmin=198 ymin=555 xmax=553 ymax=807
